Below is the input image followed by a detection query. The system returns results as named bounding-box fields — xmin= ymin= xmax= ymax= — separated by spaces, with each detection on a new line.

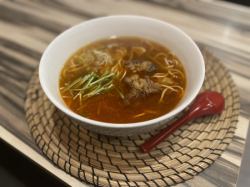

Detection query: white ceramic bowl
xmin=39 ymin=15 xmax=205 ymax=136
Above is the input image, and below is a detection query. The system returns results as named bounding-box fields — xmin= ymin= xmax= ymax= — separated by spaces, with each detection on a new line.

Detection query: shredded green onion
xmin=62 ymin=72 xmax=115 ymax=102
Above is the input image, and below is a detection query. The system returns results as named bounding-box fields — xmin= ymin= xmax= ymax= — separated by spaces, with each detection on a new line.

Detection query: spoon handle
xmin=140 ymin=114 xmax=191 ymax=153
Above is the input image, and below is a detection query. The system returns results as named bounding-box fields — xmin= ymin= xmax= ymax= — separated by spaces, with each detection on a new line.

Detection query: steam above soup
xmin=59 ymin=37 xmax=186 ymax=123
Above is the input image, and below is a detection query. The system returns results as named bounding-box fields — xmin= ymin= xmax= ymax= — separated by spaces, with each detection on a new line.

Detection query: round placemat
xmin=25 ymin=50 xmax=239 ymax=186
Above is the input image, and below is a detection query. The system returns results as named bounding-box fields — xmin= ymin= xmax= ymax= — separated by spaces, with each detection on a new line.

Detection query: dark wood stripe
xmin=0 ymin=60 xmax=31 ymax=82
xmin=0 ymin=37 xmax=41 ymax=60
xmin=0 ymin=50 xmax=35 ymax=71
xmin=0 ymin=74 xmax=26 ymax=99
xmin=34 ymin=0 xmax=101 ymax=18
xmin=0 ymin=4 xmax=67 ymax=34
xmin=142 ymin=0 xmax=250 ymax=31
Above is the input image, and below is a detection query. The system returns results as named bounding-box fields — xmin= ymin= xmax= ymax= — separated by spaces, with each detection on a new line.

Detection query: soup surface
xmin=59 ymin=37 xmax=186 ymax=123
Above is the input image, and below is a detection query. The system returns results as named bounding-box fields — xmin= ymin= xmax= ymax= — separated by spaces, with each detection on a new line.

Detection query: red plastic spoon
xmin=140 ymin=91 xmax=225 ymax=153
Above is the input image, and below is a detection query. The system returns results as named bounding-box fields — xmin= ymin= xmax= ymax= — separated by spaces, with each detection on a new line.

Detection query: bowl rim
xmin=39 ymin=15 xmax=205 ymax=129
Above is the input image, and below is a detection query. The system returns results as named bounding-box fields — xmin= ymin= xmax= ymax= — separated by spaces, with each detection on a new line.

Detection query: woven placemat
xmin=25 ymin=50 xmax=239 ymax=186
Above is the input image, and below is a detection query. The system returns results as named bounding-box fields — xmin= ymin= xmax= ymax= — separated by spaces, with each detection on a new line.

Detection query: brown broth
xmin=59 ymin=37 xmax=186 ymax=123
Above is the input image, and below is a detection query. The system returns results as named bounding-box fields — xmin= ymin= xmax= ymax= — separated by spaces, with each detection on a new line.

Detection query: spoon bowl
xmin=140 ymin=91 xmax=225 ymax=153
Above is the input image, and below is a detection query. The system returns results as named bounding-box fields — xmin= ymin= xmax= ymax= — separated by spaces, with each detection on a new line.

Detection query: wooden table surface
xmin=0 ymin=0 xmax=249 ymax=186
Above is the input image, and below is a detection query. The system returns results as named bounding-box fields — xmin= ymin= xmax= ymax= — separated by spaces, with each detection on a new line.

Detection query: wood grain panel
xmin=0 ymin=0 xmax=249 ymax=186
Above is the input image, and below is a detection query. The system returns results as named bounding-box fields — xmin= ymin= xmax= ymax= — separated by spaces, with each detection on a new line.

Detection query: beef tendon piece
xmin=124 ymin=74 xmax=161 ymax=101
xmin=125 ymin=60 xmax=156 ymax=73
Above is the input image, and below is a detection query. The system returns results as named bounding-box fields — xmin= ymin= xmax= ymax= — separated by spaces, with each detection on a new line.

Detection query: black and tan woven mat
xmin=25 ymin=50 xmax=239 ymax=186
